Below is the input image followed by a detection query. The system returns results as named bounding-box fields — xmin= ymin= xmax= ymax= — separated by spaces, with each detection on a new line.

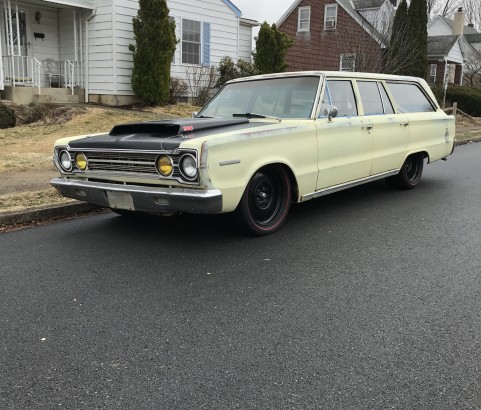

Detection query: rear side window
xmin=357 ymin=81 xmax=395 ymax=115
xmin=321 ymin=80 xmax=358 ymax=117
xmin=357 ymin=81 xmax=384 ymax=115
xmin=386 ymin=82 xmax=435 ymax=113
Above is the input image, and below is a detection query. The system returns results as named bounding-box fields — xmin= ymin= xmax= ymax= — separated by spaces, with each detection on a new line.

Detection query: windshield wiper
xmin=233 ymin=113 xmax=280 ymax=121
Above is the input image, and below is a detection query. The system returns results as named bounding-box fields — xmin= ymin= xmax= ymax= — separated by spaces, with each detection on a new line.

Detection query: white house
xmin=0 ymin=0 xmax=258 ymax=105
xmin=427 ymin=8 xmax=481 ymax=86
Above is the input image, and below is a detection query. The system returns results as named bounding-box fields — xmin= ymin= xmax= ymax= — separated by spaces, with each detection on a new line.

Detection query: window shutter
xmin=202 ymin=22 xmax=211 ymax=67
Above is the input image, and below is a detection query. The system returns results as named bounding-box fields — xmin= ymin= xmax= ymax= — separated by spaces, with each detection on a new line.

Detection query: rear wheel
xmin=386 ymin=153 xmax=424 ymax=189
xmin=236 ymin=166 xmax=291 ymax=235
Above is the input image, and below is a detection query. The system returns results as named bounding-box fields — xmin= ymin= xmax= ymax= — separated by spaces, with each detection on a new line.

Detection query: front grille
xmin=85 ymin=152 xmax=159 ymax=174
xmin=65 ymin=149 xmax=198 ymax=184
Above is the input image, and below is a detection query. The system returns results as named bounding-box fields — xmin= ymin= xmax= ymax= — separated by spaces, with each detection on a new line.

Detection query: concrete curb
xmin=0 ymin=201 xmax=105 ymax=227
xmin=1 ymin=134 xmax=480 ymax=228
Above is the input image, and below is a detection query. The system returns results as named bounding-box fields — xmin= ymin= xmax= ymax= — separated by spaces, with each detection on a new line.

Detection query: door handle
xmin=400 ymin=122 xmax=409 ymax=127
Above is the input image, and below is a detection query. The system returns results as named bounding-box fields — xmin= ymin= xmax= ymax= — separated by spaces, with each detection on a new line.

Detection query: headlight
xmin=75 ymin=152 xmax=88 ymax=171
xmin=179 ymin=154 xmax=198 ymax=180
xmin=156 ymin=155 xmax=173 ymax=176
xmin=59 ymin=150 xmax=72 ymax=171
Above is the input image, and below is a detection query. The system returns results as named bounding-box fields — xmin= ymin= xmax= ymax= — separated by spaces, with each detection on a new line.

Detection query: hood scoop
xmin=109 ymin=118 xmax=249 ymax=137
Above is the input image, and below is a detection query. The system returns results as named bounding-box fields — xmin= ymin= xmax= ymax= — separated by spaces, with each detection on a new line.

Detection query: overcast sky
xmin=233 ymin=0 xmax=295 ymax=25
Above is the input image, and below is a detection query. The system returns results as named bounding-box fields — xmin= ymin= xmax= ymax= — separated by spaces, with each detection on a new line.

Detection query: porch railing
xmin=2 ymin=55 xmax=42 ymax=93
xmin=60 ymin=60 xmax=81 ymax=95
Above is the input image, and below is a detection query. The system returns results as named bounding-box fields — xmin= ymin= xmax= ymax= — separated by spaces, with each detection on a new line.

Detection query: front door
xmin=4 ymin=8 xmax=28 ymax=56
xmin=315 ymin=79 xmax=373 ymax=190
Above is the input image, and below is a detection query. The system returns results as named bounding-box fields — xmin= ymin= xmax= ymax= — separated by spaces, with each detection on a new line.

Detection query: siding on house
xmin=446 ymin=39 xmax=463 ymax=63
xmin=169 ymin=0 xmax=240 ymax=81
xmin=87 ymin=0 xmax=115 ymax=94
xmin=238 ymin=23 xmax=252 ymax=61
xmin=86 ymin=0 xmax=251 ymax=98
xmin=427 ymin=18 xmax=451 ymax=36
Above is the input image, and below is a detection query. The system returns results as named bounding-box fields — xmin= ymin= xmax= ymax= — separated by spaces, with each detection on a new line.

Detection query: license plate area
xmin=106 ymin=191 xmax=135 ymax=210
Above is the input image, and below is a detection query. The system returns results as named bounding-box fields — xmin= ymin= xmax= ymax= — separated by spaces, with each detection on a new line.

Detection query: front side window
xmin=387 ymin=82 xmax=436 ymax=113
xmin=182 ymin=19 xmax=201 ymax=65
xmin=320 ymin=80 xmax=357 ymax=117
xmin=340 ymin=54 xmax=355 ymax=72
xmin=324 ymin=4 xmax=337 ymax=29
xmin=298 ymin=6 xmax=310 ymax=32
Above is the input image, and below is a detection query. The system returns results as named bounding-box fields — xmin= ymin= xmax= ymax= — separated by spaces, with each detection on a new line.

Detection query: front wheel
xmin=236 ymin=166 xmax=291 ymax=236
xmin=386 ymin=153 xmax=424 ymax=189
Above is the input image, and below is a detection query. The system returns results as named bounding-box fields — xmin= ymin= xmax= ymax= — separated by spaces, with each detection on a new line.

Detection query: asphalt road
xmin=1 ymin=143 xmax=481 ymax=409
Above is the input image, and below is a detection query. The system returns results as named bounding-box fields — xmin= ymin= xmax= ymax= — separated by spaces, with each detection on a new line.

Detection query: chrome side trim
xmin=219 ymin=160 xmax=241 ymax=166
xmin=301 ymin=170 xmax=399 ymax=201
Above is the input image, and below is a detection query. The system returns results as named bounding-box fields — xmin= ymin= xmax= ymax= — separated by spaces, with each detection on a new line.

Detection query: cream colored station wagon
xmin=51 ymin=71 xmax=455 ymax=235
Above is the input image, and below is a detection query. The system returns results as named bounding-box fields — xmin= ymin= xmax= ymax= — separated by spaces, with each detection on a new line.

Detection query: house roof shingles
xmin=440 ymin=16 xmax=479 ymax=35
xmin=352 ymin=0 xmax=385 ymax=10
xmin=427 ymin=35 xmax=459 ymax=56
xmin=464 ymin=34 xmax=481 ymax=44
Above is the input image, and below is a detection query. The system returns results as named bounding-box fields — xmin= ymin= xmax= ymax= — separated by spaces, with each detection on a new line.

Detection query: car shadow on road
xmin=74 ymin=177 xmax=445 ymax=245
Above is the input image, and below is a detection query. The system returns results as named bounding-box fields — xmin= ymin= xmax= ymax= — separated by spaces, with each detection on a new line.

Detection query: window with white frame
xmin=324 ymin=4 xmax=337 ymax=29
xmin=182 ymin=18 xmax=201 ymax=65
xmin=429 ymin=64 xmax=437 ymax=83
xmin=298 ymin=6 xmax=310 ymax=32
xmin=340 ymin=54 xmax=355 ymax=72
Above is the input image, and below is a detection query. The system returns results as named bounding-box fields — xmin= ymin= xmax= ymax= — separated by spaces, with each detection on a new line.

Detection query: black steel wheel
xmin=237 ymin=166 xmax=291 ymax=235
xmin=386 ymin=153 xmax=424 ymax=189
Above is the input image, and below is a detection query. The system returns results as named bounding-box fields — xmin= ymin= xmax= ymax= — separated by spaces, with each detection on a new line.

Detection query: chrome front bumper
xmin=50 ymin=178 xmax=223 ymax=214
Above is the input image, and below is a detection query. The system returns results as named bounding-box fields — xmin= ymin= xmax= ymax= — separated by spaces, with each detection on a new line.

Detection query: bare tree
xmin=463 ymin=50 xmax=481 ymax=86
xmin=463 ymin=0 xmax=481 ymax=30
xmin=185 ymin=66 xmax=217 ymax=106
xmin=428 ymin=0 xmax=461 ymax=19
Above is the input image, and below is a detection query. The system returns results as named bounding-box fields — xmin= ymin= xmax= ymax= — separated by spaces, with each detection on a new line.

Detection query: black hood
xmin=68 ymin=118 xmax=265 ymax=151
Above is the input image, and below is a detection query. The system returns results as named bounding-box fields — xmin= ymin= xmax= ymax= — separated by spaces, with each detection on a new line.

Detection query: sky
xmin=233 ymin=0 xmax=296 ymax=25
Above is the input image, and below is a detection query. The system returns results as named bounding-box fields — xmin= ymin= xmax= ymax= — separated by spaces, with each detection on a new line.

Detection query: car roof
xmin=226 ymin=71 xmax=423 ymax=84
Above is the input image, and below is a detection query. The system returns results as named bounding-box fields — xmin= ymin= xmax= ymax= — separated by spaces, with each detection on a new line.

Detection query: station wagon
xmin=51 ymin=71 xmax=455 ymax=235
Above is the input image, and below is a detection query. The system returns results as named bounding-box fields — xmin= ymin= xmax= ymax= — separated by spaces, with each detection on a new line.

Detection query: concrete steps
xmin=35 ymin=88 xmax=85 ymax=104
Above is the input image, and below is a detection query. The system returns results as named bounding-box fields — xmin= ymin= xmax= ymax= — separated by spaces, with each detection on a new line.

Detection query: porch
xmin=0 ymin=0 xmax=93 ymax=103
xmin=2 ymin=55 xmax=84 ymax=102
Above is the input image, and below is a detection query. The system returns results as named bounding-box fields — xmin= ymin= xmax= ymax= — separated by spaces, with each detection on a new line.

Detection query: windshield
xmin=198 ymin=76 xmax=321 ymax=119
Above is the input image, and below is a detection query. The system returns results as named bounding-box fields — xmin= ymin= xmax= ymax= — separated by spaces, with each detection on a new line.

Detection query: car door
xmin=315 ymin=79 xmax=373 ymax=190
xmin=356 ymin=80 xmax=411 ymax=175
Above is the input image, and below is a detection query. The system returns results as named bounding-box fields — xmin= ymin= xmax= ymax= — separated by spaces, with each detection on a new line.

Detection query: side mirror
xmin=192 ymin=112 xmax=198 ymax=118
xmin=324 ymin=105 xmax=338 ymax=122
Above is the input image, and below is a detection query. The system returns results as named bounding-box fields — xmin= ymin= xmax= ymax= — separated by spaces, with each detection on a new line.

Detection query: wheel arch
xmin=245 ymin=162 xmax=299 ymax=205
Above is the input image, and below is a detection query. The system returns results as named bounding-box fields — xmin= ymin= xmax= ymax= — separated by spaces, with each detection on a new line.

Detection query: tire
xmin=236 ymin=166 xmax=291 ymax=235
xmin=386 ymin=153 xmax=424 ymax=189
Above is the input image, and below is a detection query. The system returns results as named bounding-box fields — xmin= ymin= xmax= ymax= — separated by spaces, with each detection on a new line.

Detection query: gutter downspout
xmin=442 ymin=57 xmax=448 ymax=109
xmin=85 ymin=8 xmax=96 ymax=103
xmin=236 ymin=16 xmax=239 ymax=60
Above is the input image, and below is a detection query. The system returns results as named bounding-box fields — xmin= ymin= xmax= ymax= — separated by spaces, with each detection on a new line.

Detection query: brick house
xmin=277 ymin=0 xmax=396 ymax=73
xmin=427 ymin=8 xmax=481 ymax=87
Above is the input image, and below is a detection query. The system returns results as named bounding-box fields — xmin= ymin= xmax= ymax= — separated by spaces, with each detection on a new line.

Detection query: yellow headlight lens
xmin=157 ymin=155 xmax=173 ymax=176
xmin=75 ymin=152 xmax=88 ymax=171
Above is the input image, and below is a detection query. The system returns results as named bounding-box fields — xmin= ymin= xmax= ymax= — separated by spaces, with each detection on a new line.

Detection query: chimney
xmin=453 ymin=7 xmax=465 ymax=35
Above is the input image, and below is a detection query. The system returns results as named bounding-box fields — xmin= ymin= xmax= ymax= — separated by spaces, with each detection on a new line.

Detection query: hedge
xmin=445 ymin=86 xmax=481 ymax=117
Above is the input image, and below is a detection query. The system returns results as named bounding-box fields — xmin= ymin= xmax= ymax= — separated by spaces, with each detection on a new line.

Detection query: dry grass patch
xmin=0 ymin=188 xmax=74 ymax=212
xmin=0 ymin=104 xmax=200 ymax=172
